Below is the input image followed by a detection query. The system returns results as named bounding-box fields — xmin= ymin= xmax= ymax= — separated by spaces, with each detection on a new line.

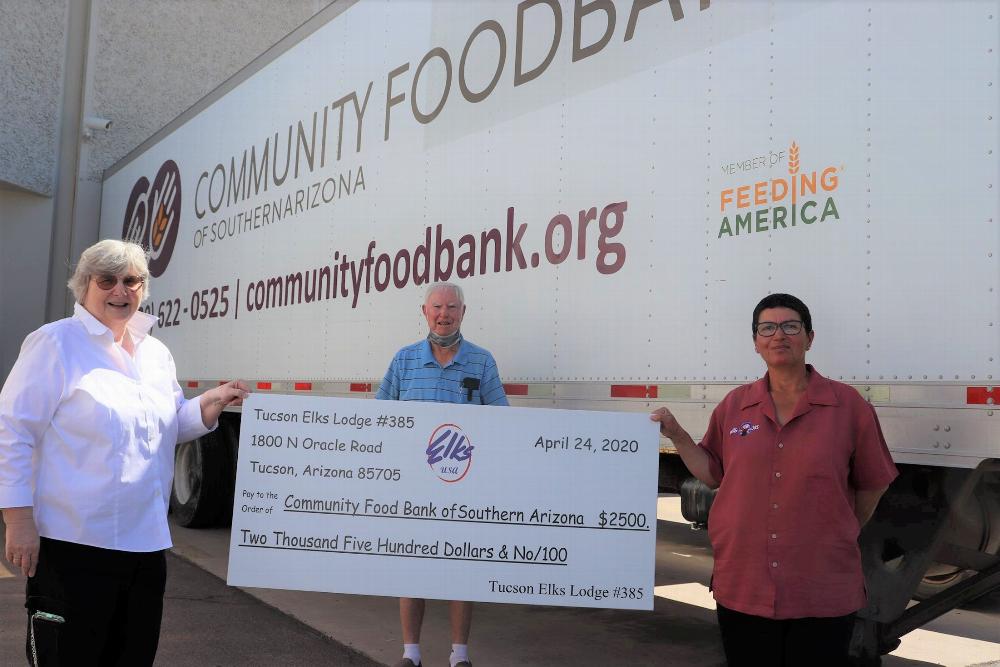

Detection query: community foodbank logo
xmin=717 ymin=142 xmax=841 ymax=239
xmin=426 ymin=423 xmax=474 ymax=483
xmin=122 ymin=160 xmax=182 ymax=276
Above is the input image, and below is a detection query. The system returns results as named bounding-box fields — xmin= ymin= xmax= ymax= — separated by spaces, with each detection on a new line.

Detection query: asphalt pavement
xmin=0 ymin=549 xmax=380 ymax=666
xmin=1 ymin=500 xmax=998 ymax=666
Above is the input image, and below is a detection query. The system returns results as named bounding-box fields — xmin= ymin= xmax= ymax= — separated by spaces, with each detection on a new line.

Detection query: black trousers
xmin=716 ymin=603 xmax=855 ymax=667
xmin=25 ymin=537 xmax=167 ymax=667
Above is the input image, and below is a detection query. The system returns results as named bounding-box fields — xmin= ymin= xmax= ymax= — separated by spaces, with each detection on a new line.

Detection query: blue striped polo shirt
xmin=375 ymin=338 xmax=508 ymax=406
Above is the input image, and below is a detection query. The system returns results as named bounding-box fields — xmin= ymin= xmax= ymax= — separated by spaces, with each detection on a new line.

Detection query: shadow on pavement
xmin=0 ymin=552 xmax=380 ymax=666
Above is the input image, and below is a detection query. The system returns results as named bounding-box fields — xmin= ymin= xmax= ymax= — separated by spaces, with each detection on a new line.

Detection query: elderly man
xmin=376 ymin=281 xmax=507 ymax=667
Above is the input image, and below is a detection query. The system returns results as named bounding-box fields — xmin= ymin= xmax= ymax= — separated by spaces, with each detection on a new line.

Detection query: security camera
xmin=83 ymin=116 xmax=112 ymax=131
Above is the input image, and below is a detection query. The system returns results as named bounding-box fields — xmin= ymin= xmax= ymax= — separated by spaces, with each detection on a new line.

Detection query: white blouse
xmin=0 ymin=303 xmax=211 ymax=552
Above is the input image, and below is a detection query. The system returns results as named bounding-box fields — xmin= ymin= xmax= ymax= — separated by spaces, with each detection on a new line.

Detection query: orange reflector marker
xmin=294 ymin=382 xmax=312 ymax=391
xmin=257 ymin=382 xmax=272 ymax=390
xmin=967 ymin=387 xmax=999 ymax=405
xmin=350 ymin=383 xmax=372 ymax=393
xmin=504 ymin=384 xmax=529 ymax=396
xmin=610 ymin=384 xmax=659 ymax=399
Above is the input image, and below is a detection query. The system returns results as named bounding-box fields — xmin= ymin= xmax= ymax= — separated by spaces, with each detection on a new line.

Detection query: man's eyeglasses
xmin=93 ymin=274 xmax=145 ymax=292
xmin=755 ymin=320 xmax=804 ymax=337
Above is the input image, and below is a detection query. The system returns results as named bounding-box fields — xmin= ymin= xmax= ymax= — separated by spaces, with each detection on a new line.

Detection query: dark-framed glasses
xmin=755 ymin=320 xmax=803 ymax=337
xmin=93 ymin=274 xmax=145 ymax=292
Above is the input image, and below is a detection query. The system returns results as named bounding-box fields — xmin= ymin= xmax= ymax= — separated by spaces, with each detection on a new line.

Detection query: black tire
xmin=915 ymin=485 xmax=1000 ymax=600
xmin=170 ymin=415 xmax=240 ymax=528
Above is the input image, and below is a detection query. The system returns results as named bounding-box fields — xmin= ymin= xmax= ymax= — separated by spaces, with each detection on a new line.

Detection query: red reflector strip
xmin=610 ymin=384 xmax=659 ymax=399
xmin=967 ymin=387 xmax=999 ymax=404
xmin=350 ymin=382 xmax=372 ymax=393
xmin=256 ymin=382 xmax=272 ymax=390
xmin=186 ymin=381 xmax=199 ymax=388
xmin=294 ymin=382 xmax=313 ymax=391
xmin=504 ymin=384 xmax=529 ymax=396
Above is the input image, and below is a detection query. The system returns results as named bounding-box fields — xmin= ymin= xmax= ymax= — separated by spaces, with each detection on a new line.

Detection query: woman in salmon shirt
xmin=652 ymin=293 xmax=897 ymax=666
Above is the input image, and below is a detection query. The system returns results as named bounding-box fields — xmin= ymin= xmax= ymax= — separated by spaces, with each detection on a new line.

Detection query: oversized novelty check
xmin=227 ymin=393 xmax=659 ymax=610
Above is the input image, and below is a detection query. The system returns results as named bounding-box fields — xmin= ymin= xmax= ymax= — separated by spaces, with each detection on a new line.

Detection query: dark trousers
xmin=716 ymin=603 xmax=855 ymax=667
xmin=25 ymin=537 xmax=167 ymax=667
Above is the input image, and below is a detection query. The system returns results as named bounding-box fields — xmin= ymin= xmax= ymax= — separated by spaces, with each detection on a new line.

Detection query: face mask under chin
xmin=427 ymin=330 xmax=462 ymax=348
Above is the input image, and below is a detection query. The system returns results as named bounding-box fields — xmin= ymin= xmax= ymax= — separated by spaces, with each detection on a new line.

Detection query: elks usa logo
xmin=426 ymin=423 xmax=474 ymax=482
xmin=729 ymin=421 xmax=760 ymax=437
xmin=122 ymin=160 xmax=181 ymax=277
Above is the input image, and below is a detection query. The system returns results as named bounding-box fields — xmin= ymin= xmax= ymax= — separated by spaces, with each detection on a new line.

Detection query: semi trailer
xmin=97 ymin=1 xmax=1000 ymax=661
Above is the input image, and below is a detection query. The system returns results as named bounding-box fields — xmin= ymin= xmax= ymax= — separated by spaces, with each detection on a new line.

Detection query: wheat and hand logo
xmin=122 ymin=160 xmax=182 ymax=276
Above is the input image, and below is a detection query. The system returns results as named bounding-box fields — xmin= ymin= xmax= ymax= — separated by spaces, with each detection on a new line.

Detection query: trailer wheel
xmin=916 ymin=486 xmax=1000 ymax=600
xmin=170 ymin=416 xmax=239 ymax=528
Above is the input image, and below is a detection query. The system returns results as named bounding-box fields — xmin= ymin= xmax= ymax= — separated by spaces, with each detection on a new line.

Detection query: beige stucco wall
xmin=0 ymin=0 xmax=334 ymax=381
xmin=0 ymin=0 xmax=68 ymax=195
xmin=84 ymin=0 xmax=334 ymax=183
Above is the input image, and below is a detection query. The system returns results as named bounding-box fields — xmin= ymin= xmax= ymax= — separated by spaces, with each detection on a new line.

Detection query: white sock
xmin=403 ymin=643 xmax=421 ymax=665
xmin=449 ymin=643 xmax=469 ymax=666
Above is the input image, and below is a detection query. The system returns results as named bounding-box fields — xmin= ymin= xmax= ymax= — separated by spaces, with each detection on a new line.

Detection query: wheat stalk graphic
xmin=788 ymin=141 xmax=800 ymax=213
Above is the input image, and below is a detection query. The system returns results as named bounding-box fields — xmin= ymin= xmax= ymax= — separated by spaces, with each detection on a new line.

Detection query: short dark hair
xmin=752 ymin=293 xmax=812 ymax=335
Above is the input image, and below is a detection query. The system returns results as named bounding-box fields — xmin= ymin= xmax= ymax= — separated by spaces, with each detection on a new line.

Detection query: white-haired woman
xmin=0 ymin=239 xmax=247 ymax=666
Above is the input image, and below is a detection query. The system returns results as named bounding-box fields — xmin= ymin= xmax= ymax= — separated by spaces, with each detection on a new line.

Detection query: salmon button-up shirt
xmin=700 ymin=366 xmax=898 ymax=619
